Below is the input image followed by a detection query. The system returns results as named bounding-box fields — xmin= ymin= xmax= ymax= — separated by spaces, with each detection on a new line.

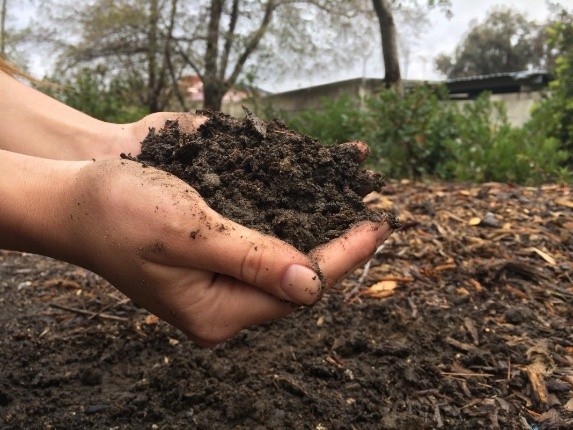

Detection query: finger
xmin=309 ymin=220 xmax=393 ymax=289
xmin=151 ymin=112 xmax=208 ymax=133
xmin=135 ymin=112 xmax=208 ymax=144
xmin=113 ymin=163 xmax=321 ymax=306
xmin=178 ymin=276 xmax=296 ymax=347
xmin=140 ymin=266 xmax=296 ymax=347
xmin=170 ymin=112 xmax=208 ymax=133
xmin=182 ymin=217 xmax=324 ymax=306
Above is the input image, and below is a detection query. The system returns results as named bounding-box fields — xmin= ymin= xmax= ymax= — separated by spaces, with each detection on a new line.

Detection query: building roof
xmin=445 ymin=70 xmax=550 ymax=97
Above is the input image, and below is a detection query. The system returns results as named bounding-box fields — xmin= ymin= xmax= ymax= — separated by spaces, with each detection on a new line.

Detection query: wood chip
xmin=469 ymin=217 xmax=482 ymax=226
xmin=530 ymin=247 xmax=557 ymax=265
xmin=362 ymin=280 xmax=398 ymax=298
xmin=144 ymin=314 xmax=159 ymax=325
xmin=555 ymin=198 xmax=573 ymax=209
xmin=526 ymin=362 xmax=550 ymax=405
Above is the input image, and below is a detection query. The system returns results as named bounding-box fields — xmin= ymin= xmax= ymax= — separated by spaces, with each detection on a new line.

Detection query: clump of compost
xmin=124 ymin=109 xmax=396 ymax=253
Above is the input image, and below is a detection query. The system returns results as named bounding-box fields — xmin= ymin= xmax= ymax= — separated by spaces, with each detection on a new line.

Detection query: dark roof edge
xmin=446 ymin=70 xmax=549 ymax=84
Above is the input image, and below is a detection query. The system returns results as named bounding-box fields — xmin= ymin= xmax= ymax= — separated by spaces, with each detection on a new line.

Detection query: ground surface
xmin=1 ymin=180 xmax=572 ymax=430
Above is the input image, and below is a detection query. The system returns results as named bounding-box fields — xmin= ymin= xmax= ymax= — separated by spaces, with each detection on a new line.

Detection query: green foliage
xmin=40 ymin=67 xmax=148 ymax=123
xmin=443 ymin=94 xmax=569 ymax=184
xmin=529 ymin=9 xmax=573 ymax=161
xmin=281 ymin=85 xmax=570 ymax=185
xmin=435 ymin=8 xmax=551 ymax=78
xmin=282 ymin=96 xmax=363 ymax=144
xmin=360 ymin=85 xmax=457 ymax=179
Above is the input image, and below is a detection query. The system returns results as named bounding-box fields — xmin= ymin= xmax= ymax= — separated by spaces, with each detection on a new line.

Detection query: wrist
xmin=0 ymin=150 xmax=87 ymax=259
xmin=0 ymin=71 xmax=126 ymax=160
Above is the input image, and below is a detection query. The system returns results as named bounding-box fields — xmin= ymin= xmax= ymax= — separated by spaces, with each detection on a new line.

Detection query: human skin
xmin=0 ymin=70 xmax=393 ymax=347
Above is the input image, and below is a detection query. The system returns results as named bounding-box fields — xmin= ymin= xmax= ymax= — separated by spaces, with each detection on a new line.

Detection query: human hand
xmin=0 ymin=69 xmax=207 ymax=160
xmin=113 ymin=112 xmax=208 ymax=158
xmin=62 ymin=158 xmax=392 ymax=347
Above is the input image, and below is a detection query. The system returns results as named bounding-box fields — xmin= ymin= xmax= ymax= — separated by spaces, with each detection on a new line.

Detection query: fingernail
xmin=376 ymin=223 xmax=392 ymax=247
xmin=281 ymin=264 xmax=322 ymax=305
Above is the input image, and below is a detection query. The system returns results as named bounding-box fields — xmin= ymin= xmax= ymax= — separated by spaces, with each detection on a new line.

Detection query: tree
xmin=372 ymin=0 xmax=401 ymax=87
xmin=435 ymin=8 xmax=551 ymax=78
xmin=372 ymin=0 xmax=450 ymax=88
xmin=164 ymin=0 xmax=377 ymax=110
xmin=35 ymin=0 xmax=379 ymax=111
xmin=1 ymin=0 xmax=7 ymax=56
xmin=31 ymin=0 xmax=449 ymax=110
xmin=38 ymin=0 xmax=186 ymax=113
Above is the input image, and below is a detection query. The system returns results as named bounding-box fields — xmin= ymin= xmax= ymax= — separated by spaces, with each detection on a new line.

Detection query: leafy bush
xmin=281 ymin=85 xmax=458 ymax=179
xmin=444 ymin=94 xmax=569 ymax=184
xmin=281 ymin=95 xmax=363 ymax=145
xmin=40 ymin=67 xmax=148 ymax=123
xmin=528 ymin=11 xmax=573 ymax=163
xmin=360 ymin=85 xmax=457 ymax=179
xmin=281 ymin=85 xmax=570 ymax=185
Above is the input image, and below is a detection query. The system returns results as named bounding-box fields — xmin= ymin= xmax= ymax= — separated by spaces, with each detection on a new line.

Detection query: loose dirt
xmin=122 ymin=109 xmax=397 ymax=253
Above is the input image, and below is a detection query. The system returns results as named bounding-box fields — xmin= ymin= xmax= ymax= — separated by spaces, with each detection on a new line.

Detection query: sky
xmin=8 ymin=0 xmax=571 ymax=93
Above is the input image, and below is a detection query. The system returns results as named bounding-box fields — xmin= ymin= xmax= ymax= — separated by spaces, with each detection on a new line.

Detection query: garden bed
xmin=1 ymin=180 xmax=572 ymax=429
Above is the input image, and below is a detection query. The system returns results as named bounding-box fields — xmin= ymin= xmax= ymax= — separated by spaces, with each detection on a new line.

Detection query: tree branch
xmin=156 ymin=0 xmax=179 ymax=107
xmin=228 ymin=0 xmax=276 ymax=85
xmin=219 ymin=0 xmax=239 ymax=81
xmin=175 ymin=42 xmax=203 ymax=79
xmin=204 ymin=0 xmax=223 ymax=81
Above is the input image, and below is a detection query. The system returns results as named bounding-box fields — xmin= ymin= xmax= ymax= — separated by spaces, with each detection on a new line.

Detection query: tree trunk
xmin=372 ymin=0 xmax=401 ymax=89
xmin=201 ymin=0 xmax=275 ymax=111
xmin=203 ymin=80 xmax=228 ymax=111
xmin=202 ymin=0 xmax=224 ymax=110
xmin=147 ymin=0 xmax=160 ymax=112
xmin=0 ymin=0 xmax=8 ymax=57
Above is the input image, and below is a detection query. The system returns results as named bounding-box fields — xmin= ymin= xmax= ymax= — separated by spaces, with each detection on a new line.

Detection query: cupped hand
xmin=64 ymin=159 xmax=392 ymax=347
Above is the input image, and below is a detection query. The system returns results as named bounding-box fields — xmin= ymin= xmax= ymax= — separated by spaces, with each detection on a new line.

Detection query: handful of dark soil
xmin=124 ymin=109 xmax=394 ymax=253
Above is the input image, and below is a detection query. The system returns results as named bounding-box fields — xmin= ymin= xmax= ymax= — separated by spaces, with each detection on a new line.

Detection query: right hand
xmin=61 ymin=159 xmax=392 ymax=347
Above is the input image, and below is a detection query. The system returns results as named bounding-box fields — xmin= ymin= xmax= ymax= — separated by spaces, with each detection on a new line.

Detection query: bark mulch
xmin=1 ymin=180 xmax=572 ymax=429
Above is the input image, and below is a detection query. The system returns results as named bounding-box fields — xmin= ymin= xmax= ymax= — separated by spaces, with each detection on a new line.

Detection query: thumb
xmin=189 ymin=218 xmax=322 ymax=305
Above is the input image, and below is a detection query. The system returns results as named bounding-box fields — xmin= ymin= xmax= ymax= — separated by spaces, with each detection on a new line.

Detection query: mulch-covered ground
xmin=1 ymin=180 xmax=572 ymax=429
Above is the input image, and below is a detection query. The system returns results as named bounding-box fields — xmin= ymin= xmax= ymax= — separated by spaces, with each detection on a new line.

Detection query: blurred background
xmin=2 ymin=0 xmax=572 ymax=185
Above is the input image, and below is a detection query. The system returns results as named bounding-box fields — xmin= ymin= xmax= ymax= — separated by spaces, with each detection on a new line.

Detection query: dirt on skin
xmin=122 ymin=109 xmax=398 ymax=253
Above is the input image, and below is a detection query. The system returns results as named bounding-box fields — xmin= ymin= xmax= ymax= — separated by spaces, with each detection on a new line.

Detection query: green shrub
xmin=275 ymin=85 xmax=571 ymax=185
xmin=40 ymin=67 xmax=148 ymax=123
xmin=361 ymin=85 xmax=457 ymax=179
xmin=281 ymin=95 xmax=363 ymax=145
xmin=529 ymin=12 xmax=573 ymax=161
xmin=444 ymin=94 xmax=570 ymax=184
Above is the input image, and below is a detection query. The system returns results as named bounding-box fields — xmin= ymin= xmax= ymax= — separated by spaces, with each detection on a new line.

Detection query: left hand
xmin=111 ymin=112 xmax=208 ymax=158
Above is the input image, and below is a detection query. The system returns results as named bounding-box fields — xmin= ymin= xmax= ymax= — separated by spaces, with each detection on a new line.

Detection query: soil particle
xmin=123 ymin=109 xmax=398 ymax=253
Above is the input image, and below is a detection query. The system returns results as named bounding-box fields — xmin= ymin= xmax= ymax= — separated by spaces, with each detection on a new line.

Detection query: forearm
xmin=0 ymin=149 xmax=86 ymax=259
xmin=0 ymin=71 xmax=125 ymax=160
